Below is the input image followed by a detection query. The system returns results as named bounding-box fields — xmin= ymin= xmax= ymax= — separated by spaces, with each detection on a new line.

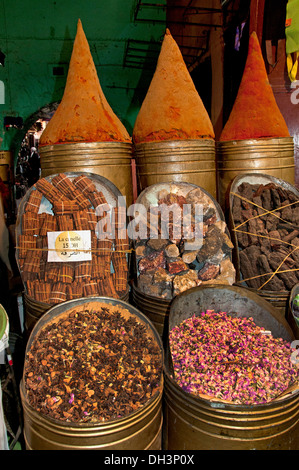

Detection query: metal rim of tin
xmin=15 ymin=171 xmax=126 ymax=298
xmin=40 ymin=141 xmax=133 ymax=151
xmin=216 ymin=136 xmax=294 ymax=150
xmin=134 ymin=139 xmax=215 ymax=156
xmin=21 ymin=295 xmax=164 ymax=428
xmin=134 ymin=181 xmax=224 ymax=219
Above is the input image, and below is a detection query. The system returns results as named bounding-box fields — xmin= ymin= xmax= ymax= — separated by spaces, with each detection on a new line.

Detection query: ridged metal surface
xmin=40 ymin=142 xmax=134 ymax=206
xmin=132 ymin=283 xmax=170 ymax=340
xmin=21 ymin=296 xmax=163 ymax=450
xmin=216 ymin=137 xmax=295 ymax=209
xmin=163 ymin=285 xmax=299 ymax=450
xmin=134 ymin=139 xmax=216 ymax=199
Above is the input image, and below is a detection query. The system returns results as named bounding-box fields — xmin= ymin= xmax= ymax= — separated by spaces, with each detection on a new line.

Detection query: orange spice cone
xmin=219 ymin=32 xmax=290 ymax=141
xmin=132 ymin=29 xmax=215 ymax=144
xmin=40 ymin=19 xmax=131 ymax=146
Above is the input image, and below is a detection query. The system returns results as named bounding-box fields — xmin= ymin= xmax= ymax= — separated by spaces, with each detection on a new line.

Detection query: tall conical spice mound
xmin=219 ymin=31 xmax=290 ymax=141
xmin=132 ymin=29 xmax=215 ymax=144
xmin=40 ymin=19 xmax=131 ymax=146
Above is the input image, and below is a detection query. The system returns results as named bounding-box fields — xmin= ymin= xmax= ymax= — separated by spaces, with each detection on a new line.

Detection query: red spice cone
xmin=219 ymin=32 xmax=290 ymax=141
xmin=40 ymin=19 xmax=131 ymax=146
xmin=132 ymin=28 xmax=215 ymax=144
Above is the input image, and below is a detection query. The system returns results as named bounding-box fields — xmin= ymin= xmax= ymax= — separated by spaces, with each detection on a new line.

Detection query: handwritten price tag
xmin=47 ymin=230 xmax=92 ymax=262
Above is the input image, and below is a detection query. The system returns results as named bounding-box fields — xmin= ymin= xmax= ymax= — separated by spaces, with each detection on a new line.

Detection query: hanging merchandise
xmin=286 ymin=0 xmax=299 ymax=82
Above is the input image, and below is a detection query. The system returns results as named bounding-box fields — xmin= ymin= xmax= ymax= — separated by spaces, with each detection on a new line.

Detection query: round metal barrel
xmin=134 ymin=139 xmax=216 ymax=199
xmin=216 ymin=137 xmax=295 ymax=210
xmin=39 ymin=142 xmax=134 ymax=207
xmin=23 ymin=293 xmax=50 ymax=337
xmin=163 ymin=284 xmax=299 ymax=450
xmin=228 ymin=173 xmax=299 ymax=319
xmin=20 ymin=296 xmax=163 ymax=450
xmin=132 ymin=283 xmax=171 ymax=342
xmin=242 ymin=287 xmax=289 ymax=319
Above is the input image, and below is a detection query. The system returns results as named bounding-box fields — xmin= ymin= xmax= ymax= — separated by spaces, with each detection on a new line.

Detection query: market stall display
xmin=132 ymin=182 xmax=235 ymax=338
xmin=132 ymin=29 xmax=216 ymax=198
xmin=163 ymin=284 xmax=299 ymax=450
xmin=20 ymin=297 xmax=163 ymax=450
xmin=39 ymin=20 xmax=133 ymax=206
xmin=15 ymin=172 xmax=130 ymax=334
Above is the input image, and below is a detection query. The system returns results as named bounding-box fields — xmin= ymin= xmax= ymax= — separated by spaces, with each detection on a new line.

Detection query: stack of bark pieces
xmin=135 ymin=187 xmax=235 ymax=299
xmin=17 ymin=173 xmax=129 ymax=304
xmin=232 ymin=181 xmax=299 ymax=291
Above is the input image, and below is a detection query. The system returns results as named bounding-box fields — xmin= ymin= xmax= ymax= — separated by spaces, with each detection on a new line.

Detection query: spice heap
xmin=132 ymin=29 xmax=214 ymax=144
xmin=232 ymin=181 xmax=299 ymax=291
xmin=219 ymin=32 xmax=290 ymax=141
xmin=17 ymin=173 xmax=129 ymax=304
xmin=135 ymin=186 xmax=235 ymax=299
xmin=24 ymin=302 xmax=162 ymax=422
xmin=169 ymin=310 xmax=298 ymax=405
xmin=39 ymin=19 xmax=131 ymax=147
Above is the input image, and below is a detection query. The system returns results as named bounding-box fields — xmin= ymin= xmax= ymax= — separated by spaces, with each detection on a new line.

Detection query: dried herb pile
xmin=232 ymin=181 xmax=299 ymax=291
xmin=17 ymin=173 xmax=129 ymax=304
xmin=24 ymin=303 xmax=162 ymax=423
xmin=169 ymin=310 xmax=298 ymax=405
xmin=136 ymin=187 xmax=235 ymax=299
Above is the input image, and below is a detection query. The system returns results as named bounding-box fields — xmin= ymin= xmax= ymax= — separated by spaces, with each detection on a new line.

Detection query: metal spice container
xmin=134 ymin=139 xmax=216 ymax=199
xmin=15 ymin=171 xmax=131 ymax=335
xmin=216 ymin=137 xmax=295 ymax=210
xmin=163 ymin=284 xmax=299 ymax=450
xmin=20 ymin=297 xmax=164 ymax=450
xmin=228 ymin=172 xmax=299 ymax=319
xmin=39 ymin=141 xmax=134 ymax=207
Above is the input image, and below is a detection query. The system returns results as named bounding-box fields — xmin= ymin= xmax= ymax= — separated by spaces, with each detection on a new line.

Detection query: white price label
xmin=47 ymin=230 xmax=92 ymax=262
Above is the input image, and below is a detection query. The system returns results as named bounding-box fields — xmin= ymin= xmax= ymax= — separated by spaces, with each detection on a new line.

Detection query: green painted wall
xmin=0 ymin=0 xmax=166 ymax=159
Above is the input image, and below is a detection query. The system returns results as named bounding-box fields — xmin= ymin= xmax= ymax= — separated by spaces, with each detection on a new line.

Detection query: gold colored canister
xmin=39 ymin=142 xmax=134 ymax=207
xmin=134 ymin=139 xmax=216 ymax=199
xmin=216 ymin=137 xmax=295 ymax=210
xmin=163 ymin=285 xmax=298 ymax=450
xmin=20 ymin=296 xmax=164 ymax=450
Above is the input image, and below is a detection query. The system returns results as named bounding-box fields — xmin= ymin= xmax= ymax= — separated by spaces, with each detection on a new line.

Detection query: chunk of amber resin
xmin=132 ymin=29 xmax=215 ymax=144
xmin=219 ymin=32 xmax=290 ymax=141
xmin=40 ymin=19 xmax=131 ymax=146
